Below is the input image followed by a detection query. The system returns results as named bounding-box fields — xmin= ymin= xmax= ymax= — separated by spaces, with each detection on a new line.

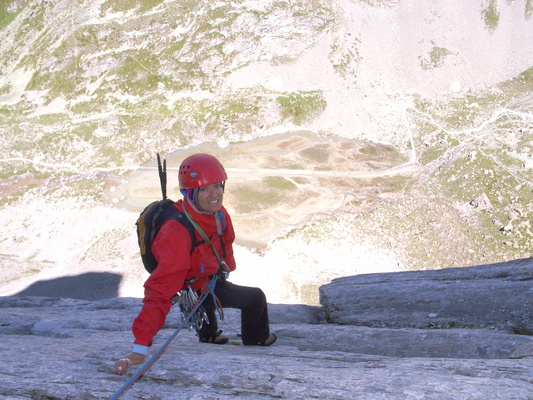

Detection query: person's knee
xmin=251 ymin=287 xmax=266 ymax=306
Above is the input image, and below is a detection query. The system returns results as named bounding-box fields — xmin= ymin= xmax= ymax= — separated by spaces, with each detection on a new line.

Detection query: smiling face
xmin=197 ymin=182 xmax=224 ymax=213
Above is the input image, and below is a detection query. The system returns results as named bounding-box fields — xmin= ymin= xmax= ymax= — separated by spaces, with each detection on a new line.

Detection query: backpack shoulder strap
xmin=155 ymin=200 xmax=203 ymax=253
xmin=167 ymin=211 xmax=203 ymax=253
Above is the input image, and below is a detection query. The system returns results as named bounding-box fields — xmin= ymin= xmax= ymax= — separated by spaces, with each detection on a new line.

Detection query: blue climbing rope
xmin=108 ymin=275 xmax=219 ymax=400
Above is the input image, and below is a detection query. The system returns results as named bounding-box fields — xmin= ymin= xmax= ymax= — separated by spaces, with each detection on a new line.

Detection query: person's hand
xmin=114 ymin=352 xmax=145 ymax=375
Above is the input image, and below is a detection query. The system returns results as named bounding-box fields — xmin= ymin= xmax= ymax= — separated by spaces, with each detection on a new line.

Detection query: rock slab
xmin=0 ymin=259 xmax=532 ymax=399
xmin=320 ymin=258 xmax=533 ymax=334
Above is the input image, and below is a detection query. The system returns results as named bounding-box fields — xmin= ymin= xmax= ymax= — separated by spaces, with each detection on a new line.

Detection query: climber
xmin=114 ymin=153 xmax=276 ymax=375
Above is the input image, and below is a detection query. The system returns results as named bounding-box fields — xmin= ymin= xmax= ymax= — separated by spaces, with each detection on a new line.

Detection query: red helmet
xmin=178 ymin=153 xmax=227 ymax=189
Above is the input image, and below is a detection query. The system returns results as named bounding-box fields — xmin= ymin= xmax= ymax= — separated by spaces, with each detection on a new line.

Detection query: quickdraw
xmin=173 ymin=284 xmax=209 ymax=331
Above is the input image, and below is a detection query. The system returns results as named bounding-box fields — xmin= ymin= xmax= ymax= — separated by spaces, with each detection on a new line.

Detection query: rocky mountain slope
xmin=0 ymin=0 xmax=532 ymax=303
xmin=1 ymin=258 xmax=532 ymax=399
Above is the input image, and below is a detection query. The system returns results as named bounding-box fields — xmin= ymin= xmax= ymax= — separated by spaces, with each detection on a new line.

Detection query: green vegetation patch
xmin=277 ymin=91 xmax=327 ymax=125
xmin=231 ymin=182 xmax=282 ymax=214
xmin=264 ymin=177 xmax=297 ymax=191
xmin=482 ymin=0 xmax=500 ymax=33
xmin=230 ymin=176 xmax=299 ymax=213
xmin=499 ymin=67 xmax=533 ymax=95
xmin=359 ymin=143 xmax=407 ymax=164
xmin=433 ymin=147 xmax=532 ymax=255
xmin=330 ymin=37 xmax=361 ymax=78
xmin=101 ymin=0 xmax=165 ymax=14
xmin=419 ymin=44 xmax=452 ymax=70
xmin=413 ymin=90 xmax=505 ymax=132
xmin=0 ymin=4 xmax=20 ymax=30
xmin=27 ymin=57 xmax=85 ymax=100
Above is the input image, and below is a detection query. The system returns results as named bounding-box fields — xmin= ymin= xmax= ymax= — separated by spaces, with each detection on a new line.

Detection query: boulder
xmin=319 ymin=258 xmax=533 ymax=334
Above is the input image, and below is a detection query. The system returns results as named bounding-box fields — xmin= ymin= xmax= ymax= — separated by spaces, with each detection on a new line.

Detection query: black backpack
xmin=135 ymin=154 xmax=201 ymax=273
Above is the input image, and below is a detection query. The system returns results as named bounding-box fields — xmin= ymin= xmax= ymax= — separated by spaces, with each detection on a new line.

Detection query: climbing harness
xmin=108 ymin=275 xmax=219 ymax=400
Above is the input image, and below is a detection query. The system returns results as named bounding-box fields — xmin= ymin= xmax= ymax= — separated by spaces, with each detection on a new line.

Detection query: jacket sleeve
xmin=132 ymin=219 xmax=191 ymax=346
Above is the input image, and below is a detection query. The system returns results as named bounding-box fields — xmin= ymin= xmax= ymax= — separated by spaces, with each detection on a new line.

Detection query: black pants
xmin=197 ymin=279 xmax=270 ymax=345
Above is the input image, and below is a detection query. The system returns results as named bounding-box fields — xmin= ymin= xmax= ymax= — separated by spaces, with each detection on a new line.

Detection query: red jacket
xmin=132 ymin=199 xmax=236 ymax=346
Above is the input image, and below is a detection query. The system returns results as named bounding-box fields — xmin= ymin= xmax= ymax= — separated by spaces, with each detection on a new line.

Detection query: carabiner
xmin=219 ymin=261 xmax=230 ymax=279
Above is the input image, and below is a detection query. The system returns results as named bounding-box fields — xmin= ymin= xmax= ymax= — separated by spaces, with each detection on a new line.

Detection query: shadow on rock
xmin=14 ymin=272 xmax=122 ymax=300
